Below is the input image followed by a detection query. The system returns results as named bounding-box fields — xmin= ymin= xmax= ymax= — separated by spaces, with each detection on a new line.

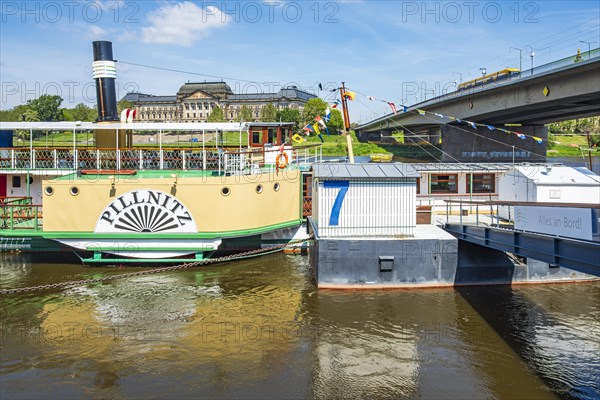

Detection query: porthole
xmin=221 ymin=187 xmax=231 ymax=196
xmin=256 ymin=185 xmax=263 ymax=194
xmin=273 ymin=182 xmax=280 ymax=192
xmin=69 ymin=186 xmax=80 ymax=196
xmin=44 ymin=186 xmax=54 ymax=196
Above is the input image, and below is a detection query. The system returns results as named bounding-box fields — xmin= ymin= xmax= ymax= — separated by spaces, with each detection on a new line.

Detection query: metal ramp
xmin=444 ymin=224 xmax=600 ymax=277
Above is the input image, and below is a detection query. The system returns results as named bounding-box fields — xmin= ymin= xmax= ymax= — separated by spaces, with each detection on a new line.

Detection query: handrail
xmin=0 ymin=145 xmax=322 ymax=172
xmin=444 ymin=199 xmax=600 ymax=209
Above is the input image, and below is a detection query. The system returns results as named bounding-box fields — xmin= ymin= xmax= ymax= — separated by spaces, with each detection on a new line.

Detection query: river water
xmin=1 ymin=252 xmax=599 ymax=400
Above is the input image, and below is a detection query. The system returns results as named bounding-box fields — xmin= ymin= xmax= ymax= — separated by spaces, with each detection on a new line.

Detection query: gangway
xmin=442 ymin=201 xmax=600 ymax=277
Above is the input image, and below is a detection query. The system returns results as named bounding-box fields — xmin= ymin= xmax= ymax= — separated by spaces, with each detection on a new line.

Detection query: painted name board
xmin=95 ymin=190 xmax=197 ymax=233
xmin=514 ymin=206 xmax=592 ymax=241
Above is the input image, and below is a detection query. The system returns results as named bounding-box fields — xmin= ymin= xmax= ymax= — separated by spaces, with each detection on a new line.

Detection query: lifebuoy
xmin=276 ymin=152 xmax=289 ymax=170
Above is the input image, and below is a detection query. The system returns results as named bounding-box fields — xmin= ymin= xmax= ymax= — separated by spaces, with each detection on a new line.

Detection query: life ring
xmin=276 ymin=152 xmax=289 ymax=170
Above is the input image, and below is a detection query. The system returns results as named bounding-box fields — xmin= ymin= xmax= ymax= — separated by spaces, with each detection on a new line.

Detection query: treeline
xmin=2 ymin=95 xmax=346 ymax=135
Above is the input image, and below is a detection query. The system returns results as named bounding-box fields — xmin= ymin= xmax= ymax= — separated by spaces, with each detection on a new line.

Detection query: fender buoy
xmin=276 ymin=152 xmax=289 ymax=170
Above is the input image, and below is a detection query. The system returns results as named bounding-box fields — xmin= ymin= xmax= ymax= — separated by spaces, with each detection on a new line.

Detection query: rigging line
xmin=354 ymin=97 xmax=448 ymax=163
xmin=118 ymin=60 xmax=318 ymax=94
xmin=417 ymin=113 xmax=546 ymax=161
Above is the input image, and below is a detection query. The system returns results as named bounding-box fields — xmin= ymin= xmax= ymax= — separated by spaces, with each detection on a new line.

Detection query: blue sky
xmin=1 ymin=0 xmax=598 ymax=122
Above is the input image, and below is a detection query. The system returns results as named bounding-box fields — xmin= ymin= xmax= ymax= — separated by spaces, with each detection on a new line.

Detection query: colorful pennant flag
xmin=486 ymin=125 xmax=495 ymax=130
xmin=332 ymin=99 xmax=341 ymax=109
xmin=468 ymin=121 xmax=477 ymax=129
xmin=402 ymin=105 xmax=408 ymax=113
xmin=292 ymin=133 xmax=305 ymax=144
xmin=312 ymin=123 xmax=321 ymax=135
xmin=532 ymin=136 xmax=544 ymax=144
xmin=315 ymin=115 xmax=327 ymax=129
xmin=417 ymin=109 xmax=426 ymax=116
xmin=366 ymin=95 xmax=376 ymax=101
xmin=388 ymin=102 xmax=397 ymax=115
xmin=515 ymin=132 xmax=527 ymax=140
xmin=342 ymin=91 xmax=356 ymax=101
xmin=303 ymin=124 xmax=315 ymax=134
xmin=318 ymin=134 xmax=324 ymax=143
xmin=324 ymin=108 xmax=331 ymax=123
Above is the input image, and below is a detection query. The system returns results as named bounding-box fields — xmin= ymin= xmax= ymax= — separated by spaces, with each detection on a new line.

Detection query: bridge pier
xmin=427 ymin=127 xmax=441 ymax=145
xmin=440 ymin=124 xmax=548 ymax=162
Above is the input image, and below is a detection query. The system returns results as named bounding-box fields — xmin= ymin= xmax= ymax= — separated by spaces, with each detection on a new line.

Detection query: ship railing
xmin=0 ymin=145 xmax=322 ymax=172
xmin=0 ymin=203 xmax=43 ymax=231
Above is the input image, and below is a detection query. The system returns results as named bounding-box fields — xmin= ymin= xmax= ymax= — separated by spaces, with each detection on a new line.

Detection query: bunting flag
xmin=315 ymin=115 xmax=327 ymax=129
xmin=312 ymin=123 xmax=321 ymax=135
xmin=332 ymin=99 xmax=341 ymax=109
xmin=292 ymin=133 xmax=305 ymax=144
xmin=303 ymin=124 xmax=315 ymax=134
xmin=318 ymin=134 xmax=324 ymax=143
xmin=348 ymin=86 xmax=548 ymax=145
xmin=388 ymin=102 xmax=397 ymax=114
xmin=324 ymin=108 xmax=331 ymax=123
xmin=342 ymin=91 xmax=356 ymax=101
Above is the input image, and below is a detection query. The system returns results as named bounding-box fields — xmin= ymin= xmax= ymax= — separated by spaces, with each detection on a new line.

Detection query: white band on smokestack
xmin=93 ymin=60 xmax=117 ymax=79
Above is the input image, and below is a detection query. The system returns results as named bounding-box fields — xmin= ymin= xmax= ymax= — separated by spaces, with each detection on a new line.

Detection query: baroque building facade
xmin=121 ymin=82 xmax=315 ymax=123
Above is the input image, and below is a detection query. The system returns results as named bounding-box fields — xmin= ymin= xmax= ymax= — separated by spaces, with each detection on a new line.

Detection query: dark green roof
xmin=176 ymin=82 xmax=233 ymax=98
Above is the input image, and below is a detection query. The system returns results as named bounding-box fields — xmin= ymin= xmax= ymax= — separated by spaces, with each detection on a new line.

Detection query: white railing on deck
xmin=0 ymin=146 xmax=322 ymax=173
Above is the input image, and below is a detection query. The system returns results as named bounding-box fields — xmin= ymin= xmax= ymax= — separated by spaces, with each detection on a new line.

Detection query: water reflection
xmin=1 ymin=253 xmax=598 ymax=399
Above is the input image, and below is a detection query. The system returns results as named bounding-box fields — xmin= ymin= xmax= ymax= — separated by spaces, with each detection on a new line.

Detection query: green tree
xmin=207 ymin=106 xmax=224 ymax=122
xmin=259 ymin=103 xmax=277 ymax=122
xmin=27 ymin=95 xmax=63 ymax=121
xmin=64 ymin=103 xmax=96 ymax=122
xmin=302 ymin=98 xmax=328 ymax=126
xmin=118 ymin=99 xmax=135 ymax=114
xmin=239 ymin=105 xmax=253 ymax=122
xmin=0 ymin=104 xmax=30 ymax=122
xmin=328 ymin=109 xmax=344 ymax=133
xmin=275 ymin=108 xmax=301 ymax=130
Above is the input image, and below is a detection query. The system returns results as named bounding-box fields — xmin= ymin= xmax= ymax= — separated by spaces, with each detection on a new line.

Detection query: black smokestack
xmin=92 ymin=41 xmax=119 ymax=122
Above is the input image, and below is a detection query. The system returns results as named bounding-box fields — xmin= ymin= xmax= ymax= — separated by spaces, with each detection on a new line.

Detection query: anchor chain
xmin=0 ymin=237 xmax=312 ymax=295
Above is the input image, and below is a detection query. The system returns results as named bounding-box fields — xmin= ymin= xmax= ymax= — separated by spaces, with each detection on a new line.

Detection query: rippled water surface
xmin=1 ymin=252 xmax=599 ymax=399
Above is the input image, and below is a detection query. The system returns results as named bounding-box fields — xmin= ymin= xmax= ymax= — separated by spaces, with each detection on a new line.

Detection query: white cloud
xmin=142 ymin=2 xmax=229 ymax=46
xmin=88 ymin=25 xmax=108 ymax=39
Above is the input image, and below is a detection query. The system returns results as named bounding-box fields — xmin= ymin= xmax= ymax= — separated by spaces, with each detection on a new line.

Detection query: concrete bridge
xmin=355 ymin=52 xmax=600 ymax=162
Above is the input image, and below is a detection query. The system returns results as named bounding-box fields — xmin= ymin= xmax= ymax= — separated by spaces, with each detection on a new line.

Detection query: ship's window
xmin=12 ymin=176 xmax=21 ymax=188
xmin=430 ymin=174 xmax=458 ymax=193
xmin=221 ymin=187 xmax=230 ymax=196
xmin=252 ymin=131 xmax=261 ymax=144
xmin=273 ymin=182 xmax=280 ymax=192
xmin=256 ymin=185 xmax=263 ymax=194
xmin=69 ymin=186 xmax=80 ymax=196
xmin=466 ymin=173 xmax=495 ymax=193
xmin=44 ymin=186 xmax=54 ymax=196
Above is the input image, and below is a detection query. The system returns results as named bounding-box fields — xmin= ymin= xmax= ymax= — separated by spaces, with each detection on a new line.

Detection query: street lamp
xmin=452 ymin=71 xmax=464 ymax=84
xmin=579 ymin=40 xmax=596 ymax=59
xmin=509 ymin=46 xmax=523 ymax=72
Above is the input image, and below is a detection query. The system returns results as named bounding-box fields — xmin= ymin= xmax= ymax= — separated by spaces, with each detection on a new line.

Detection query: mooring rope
xmin=0 ymin=238 xmax=312 ymax=295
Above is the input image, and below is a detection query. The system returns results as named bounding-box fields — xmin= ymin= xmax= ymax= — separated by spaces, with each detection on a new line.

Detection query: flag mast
xmin=339 ymin=82 xmax=355 ymax=164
